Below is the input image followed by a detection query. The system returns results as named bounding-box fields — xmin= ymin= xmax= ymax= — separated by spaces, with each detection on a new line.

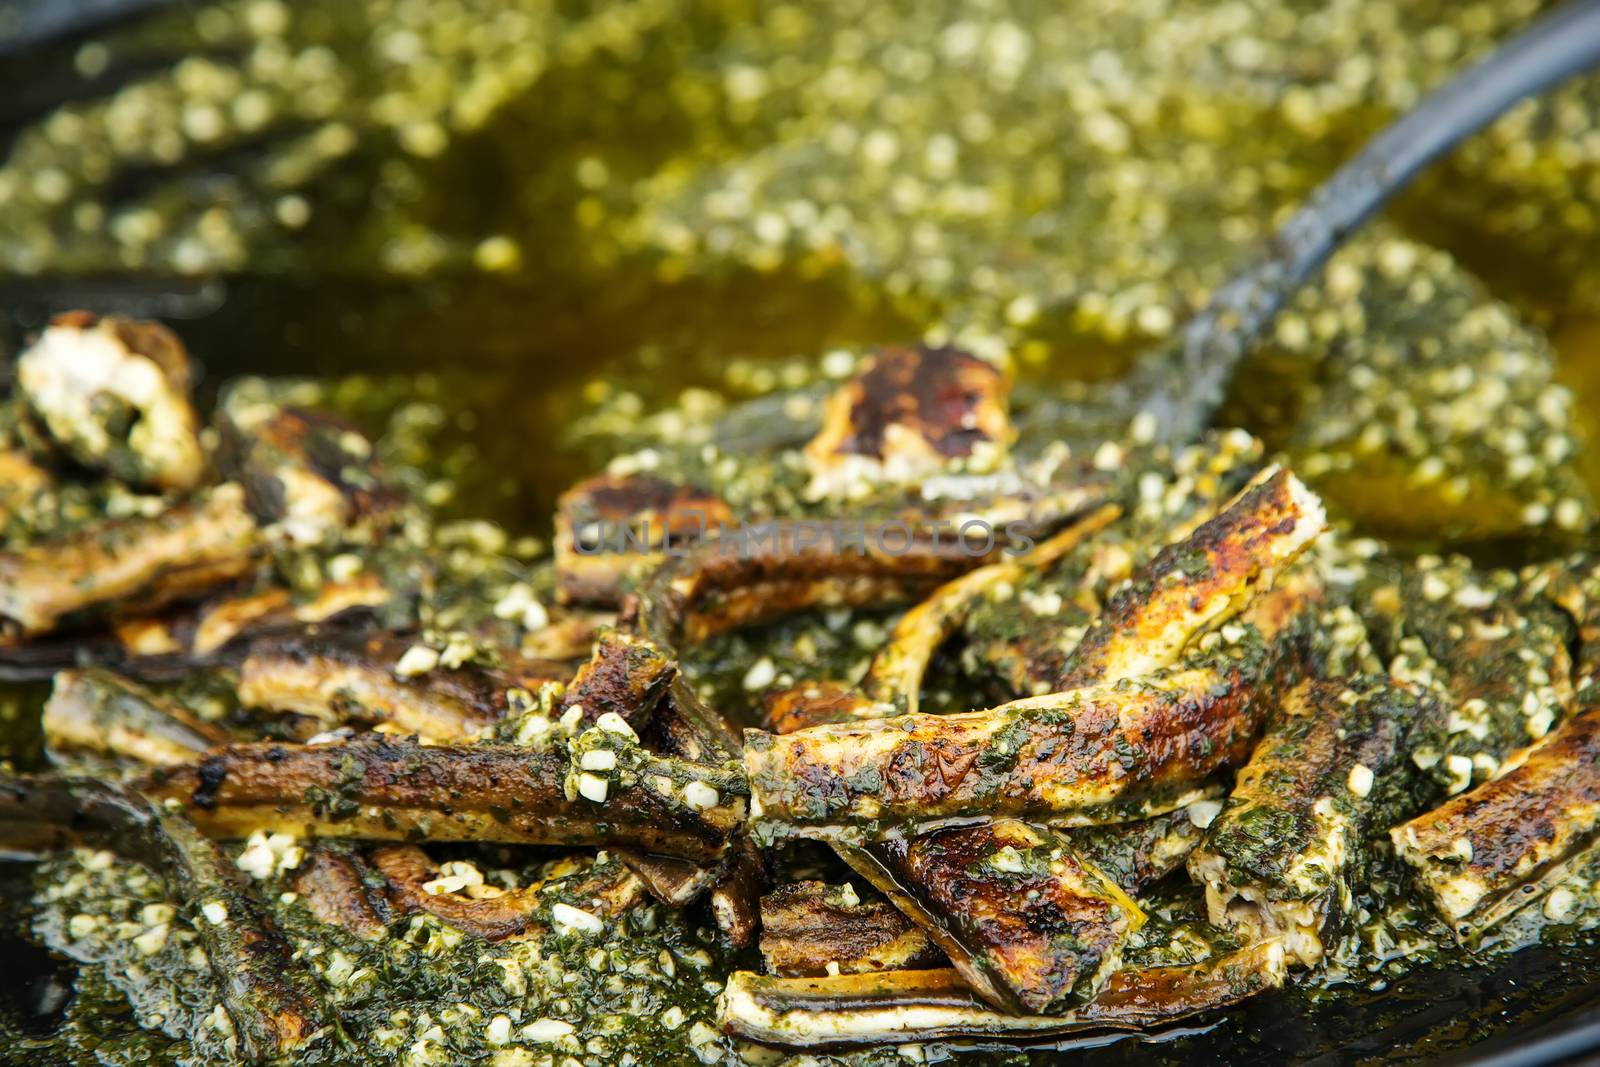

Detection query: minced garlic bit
xmin=1346 ymin=763 xmax=1374 ymax=798
xmin=1186 ymin=799 xmax=1223 ymax=828
xmin=235 ymin=830 xmax=305 ymax=880
xmin=395 ymin=643 xmax=440 ymax=678
xmin=551 ymin=902 xmax=604 ymax=937
xmin=200 ymin=901 xmax=229 ymax=925
xmin=595 ymin=711 xmax=637 ymax=739
xmin=681 ymin=781 xmax=719 ymax=810
xmin=577 ymin=773 xmax=610 ymax=803
xmin=520 ymin=1018 xmax=575 ymax=1043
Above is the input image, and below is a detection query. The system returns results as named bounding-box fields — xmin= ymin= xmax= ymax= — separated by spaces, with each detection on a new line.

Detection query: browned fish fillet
xmin=1057 ymin=467 xmax=1326 ymax=688
xmin=840 ymin=819 xmax=1144 ymax=1014
xmin=746 ymin=663 xmax=1265 ymax=841
xmin=557 ymin=629 xmax=675 ymax=729
xmin=16 ymin=311 xmax=207 ymax=493
xmin=1391 ymin=700 xmax=1600 ymax=937
xmin=759 ymin=881 xmax=943 ymax=977
xmin=803 ymin=345 xmax=1014 ymax=499
xmin=215 ymin=396 xmax=396 ymax=545
xmin=291 ymin=847 xmax=392 ymax=939
xmin=237 ymin=634 xmax=568 ymax=742
xmin=0 ymin=483 xmax=259 ymax=639
xmin=43 ymin=667 xmax=230 ymax=767
xmin=555 ymin=472 xmax=735 ymax=606
xmin=138 ymin=736 xmax=746 ymax=862
xmin=718 ymin=941 xmax=1287 ymax=1046
xmin=1189 ymin=675 xmax=1425 ymax=966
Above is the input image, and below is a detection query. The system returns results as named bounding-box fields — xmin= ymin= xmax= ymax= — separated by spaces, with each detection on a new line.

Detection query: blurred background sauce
xmin=0 ymin=0 xmax=1597 ymax=540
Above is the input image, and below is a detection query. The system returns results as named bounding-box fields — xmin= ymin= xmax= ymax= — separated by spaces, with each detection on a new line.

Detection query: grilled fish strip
xmin=775 ymin=505 xmax=1122 ymax=729
xmin=0 ymin=773 xmax=327 ymax=1058
xmin=1189 ymin=675 xmax=1425 ymax=966
xmin=291 ymin=846 xmax=393 ymax=940
xmin=16 ymin=311 xmax=207 ymax=493
xmin=802 ymin=345 xmax=1014 ymax=499
xmin=1057 ymin=467 xmax=1327 ymax=688
xmin=0 ymin=482 xmax=259 ymax=639
xmin=759 ymin=880 xmax=944 ymax=976
xmin=746 ymin=664 xmax=1265 ymax=841
xmin=1069 ymin=808 xmax=1207 ymax=894
xmin=237 ymin=634 xmax=567 ymax=742
xmin=1391 ymin=700 xmax=1600 ymax=937
xmin=43 ymin=667 xmax=230 ymax=767
xmin=138 ymin=736 xmax=746 ymax=861
xmin=718 ymin=942 xmax=1287 ymax=1047
xmin=215 ymin=396 xmax=396 ymax=546
xmin=839 ymin=819 xmax=1144 ymax=1014
xmin=555 ymin=472 xmax=735 ymax=606
xmin=557 ymin=629 xmax=675 ymax=729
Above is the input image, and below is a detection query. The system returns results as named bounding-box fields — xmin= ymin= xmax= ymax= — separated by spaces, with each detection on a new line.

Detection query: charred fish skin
xmin=42 ymin=667 xmax=230 ymax=768
xmin=557 ymin=629 xmax=675 ymax=730
xmin=291 ymin=845 xmax=393 ymax=940
xmin=1057 ymin=466 xmax=1328 ymax=689
xmin=802 ymin=344 xmax=1014 ymax=500
xmin=16 ymin=311 xmax=207 ymax=494
xmin=717 ymin=941 xmax=1287 ymax=1048
xmin=745 ymin=664 xmax=1265 ymax=842
xmin=237 ymin=633 xmax=567 ymax=742
xmin=1189 ymin=675 xmax=1426 ymax=966
xmin=841 ymin=819 xmax=1145 ymax=1015
xmin=960 ymin=430 xmax=1264 ymax=697
xmin=0 ymin=482 xmax=260 ymax=640
xmin=138 ymin=735 xmax=746 ymax=862
xmin=758 ymin=880 xmax=943 ymax=977
xmin=151 ymin=804 xmax=329 ymax=1060
xmin=1391 ymin=699 xmax=1600 ymax=939
xmin=554 ymin=471 xmax=734 ymax=607
xmin=215 ymin=392 xmax=396 ymax=547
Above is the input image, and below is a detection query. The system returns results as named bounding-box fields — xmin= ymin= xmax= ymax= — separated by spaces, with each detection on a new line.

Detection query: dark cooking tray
xmin=3 ymin=3 xmax=1600 ymax=1064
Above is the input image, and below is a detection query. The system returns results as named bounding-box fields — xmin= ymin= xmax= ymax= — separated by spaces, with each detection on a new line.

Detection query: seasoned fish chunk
xmin=746 ymin=663 xmax=1264 ymax=841
xmin=1391 ymin=700 xmax=1600 ymax=939
xmin=554 ymin=472 xmax=735 ymax=606
xmin=1189 ymin=676 xmax=1427 ymax=966
xmin=718 ymin=942 xmax=1287 ymax=1047
xmin=804 ymin=345 xmax=1013 ymax=499
xmin=140 ymin=736 xmax=746 ymax=862
xmin=1057 ymin=466 xmax=1326 ymax=687
xmin=759 ymin=880 xmax=943 ymax=977
xmin=43 ymin=668 xmax=229 ymax=768
xmin=840 ymin=819 xmax=1144 ymax=1014
xmin=0 ymin=482 xmax=259 ymax=639
xmin=237 ymin=634 xmax=568 ymax=742
xmin=16 ymin=311 xmax=206 ymax=493
xmin=216 ymin=397 xmax=396 ymax=545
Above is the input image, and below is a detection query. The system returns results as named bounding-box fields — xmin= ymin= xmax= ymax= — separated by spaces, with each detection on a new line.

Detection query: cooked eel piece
xmin=618 ymin=852 xmax=719 ymax=907
xmin=718 ymin=941 xmax=1287 ymax=1047
xmin=371 ymin=845 xmax=541 ymax=940
xmin=632 ymin=519 xmax=1012 ymax=647
xmin=710 ymin=836 xmax=766 ymax=949
xmin=557 ymin=629 xmax=675 ymax=729
xmin=1069 ymin=808 xmax=1207 ymax=894
xmin=839 ymin=819 xmax=1144 ymax=1014
xmin=0 ymin=774 xmax=327 ymax=1058
xmin=0 ymin=482 xmax=260 ymax=639
xmin=0 ymin=571 xmax=396 ymax=680
xmin=215 ymin=396 xmax=397 ymax=545
xmin=292 ymin=846 xmax=392 ymax=939
xmin=138 ymin=735 xmax=746 ymax=861
xmin=237 ymin=634 xmax=568 ymax=741
xmin=770 ymin=504 xmax=1122 ymax=730
xmin=15 ymin=311 xmax=207 ymax=493
xmin=759 ymin=880 xmax=944 ymax=976
xmin=803 ymin=345 xmax=1014 ymax=499
xmin=1533 ymin=553 xmax=1600 ymax=691
xmin=43 ymin=667 xmax=230 ymax=767
xmin=960 ymin=430 xmax=1264 ymax=697
xmin=1056 ymin=467 xmax=1327 ymax=688
xmin=1391 ymin=699 xmax=1600 ymax=938
xmin=1355 ymin=554 xmax=1575 ymax=793
xmin=746 ymin=663 xmax=1266 ymax=841
xmin=554 ymin=472 xmax=735 ymax=606
xmin=1189 ymin=675 xmax=1426 ymax=966
xmin=0 ymin=447 xmax=53 ymax=524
